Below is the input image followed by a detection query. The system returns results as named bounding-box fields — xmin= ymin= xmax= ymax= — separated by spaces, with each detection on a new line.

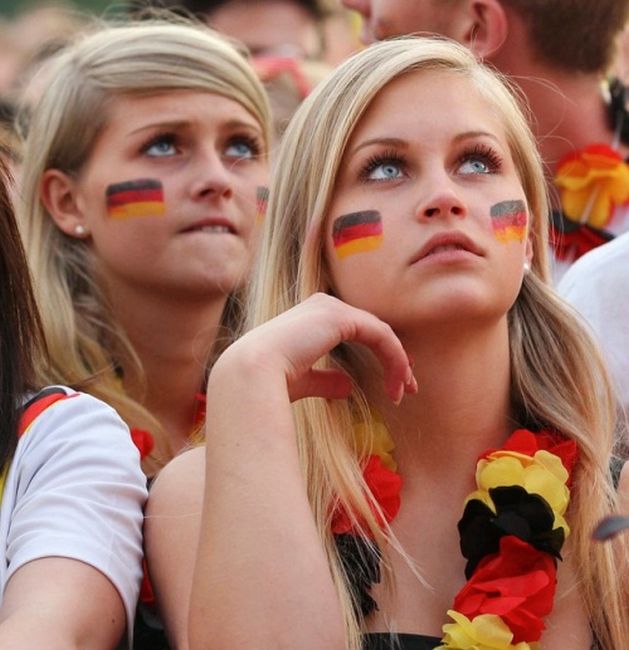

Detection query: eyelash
xmin=457 ymin=143 xmax=503 ymax=173
xmin=139 ymin=131 xmax=178 ymax=155
xmin=227 ymin=133 xmax=263 ymax=158
xmin=359 ymin=149 xmax=405 ymax=182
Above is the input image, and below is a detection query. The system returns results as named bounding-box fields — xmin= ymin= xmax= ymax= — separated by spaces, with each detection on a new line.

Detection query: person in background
xmin=17 ymin=18 xmax=271 ymax=477
xmin=341 ymin=0 xmax=629 ymax=282
xmin=147 ymin=38 xmax=628 ymax=650
xmin=0 ymin=156 xmax=146 ymax=649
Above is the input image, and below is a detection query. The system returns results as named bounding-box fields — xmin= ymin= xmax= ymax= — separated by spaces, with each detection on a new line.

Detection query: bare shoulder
xmin=146 ymin=445 xmax=206 ymax=517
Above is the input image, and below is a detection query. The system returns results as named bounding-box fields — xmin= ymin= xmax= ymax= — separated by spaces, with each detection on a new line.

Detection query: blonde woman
xmin=17 ymin=19 xmax=271 ymax=478
xmin=147 ymin=38 xmax=629 ymax=649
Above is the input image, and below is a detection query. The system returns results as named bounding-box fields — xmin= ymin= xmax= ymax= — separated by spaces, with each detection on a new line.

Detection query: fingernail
xmin=392 ymin=381 xmax=404 ymax=406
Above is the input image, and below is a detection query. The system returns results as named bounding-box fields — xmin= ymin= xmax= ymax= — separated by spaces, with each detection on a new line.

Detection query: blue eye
xmin=457 ymin=145 xmax=502 ymax=175
xmin=360 ymin=151 xmax=406 ymax=182
xmin=459 ymin=158 xmax=491 ymax=175
xmin=224 ymin=136 xmax=261 ymax=160
xmin=143 ymin=135 xmax=177 ymax=158
xmin=369 ymin=161 xmax=403 ymax=180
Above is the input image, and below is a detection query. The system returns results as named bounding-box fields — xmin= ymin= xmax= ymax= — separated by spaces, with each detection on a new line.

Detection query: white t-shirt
xmin=557 ymin=232 xmax=629 ymax=409
xmin=0 ymin=387 xmax=147 ymax=646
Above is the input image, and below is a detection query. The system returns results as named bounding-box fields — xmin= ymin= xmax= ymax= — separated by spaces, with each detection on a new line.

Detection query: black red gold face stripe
xmin=332 ymin=210 xmax=383 ymax=258
xmin=490 ymin=200 xmax=527 ymax=243
xmin=106 ymin=179 xmax=165 ymax=219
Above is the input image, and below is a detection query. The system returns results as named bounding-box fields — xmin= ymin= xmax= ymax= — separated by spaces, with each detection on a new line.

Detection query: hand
xmin=220 ymin=293 xmax=417 ymax=403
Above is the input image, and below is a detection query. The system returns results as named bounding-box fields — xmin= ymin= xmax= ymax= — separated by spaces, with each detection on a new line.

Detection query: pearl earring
xmin=523 ymin=260 xmax=531 ymax=273
xmin=74 ymin=224 xmax=87 ymax=236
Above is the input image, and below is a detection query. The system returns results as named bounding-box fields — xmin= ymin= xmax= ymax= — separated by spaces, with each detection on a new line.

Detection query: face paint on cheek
xmin=256 ymin=186 xmax=269 ymax=223
xmin=106 ymin=179 xmax=165 ymax=219
xmin=332 ymin=210 xmax=383 ymax=259
xmin=490 ymin=200 xmax=527 ymax=243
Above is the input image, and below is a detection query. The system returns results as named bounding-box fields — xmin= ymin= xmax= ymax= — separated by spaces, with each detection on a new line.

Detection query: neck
xmin=107 ymin=282 xmax=227 ymax=452
xmin=366 ymin=319 xmax=514 ymax=480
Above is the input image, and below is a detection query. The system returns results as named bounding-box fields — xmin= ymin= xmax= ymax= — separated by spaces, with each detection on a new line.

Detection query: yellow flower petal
xmin=437 ymin=611 xmax=538 ymax=650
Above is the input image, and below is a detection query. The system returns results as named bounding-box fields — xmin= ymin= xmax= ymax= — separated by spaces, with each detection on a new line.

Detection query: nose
xmin=416 ymin=181 xmax=467 ymax=222
xmin=190 ymin=149 xmax=234 ymax=201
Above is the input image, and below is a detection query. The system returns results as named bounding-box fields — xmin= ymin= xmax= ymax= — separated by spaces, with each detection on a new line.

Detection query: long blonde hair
xmin=18 ymin=18 xmax=271 ymax=472
xmin=248 ymin=37 xmax=628 ymax=649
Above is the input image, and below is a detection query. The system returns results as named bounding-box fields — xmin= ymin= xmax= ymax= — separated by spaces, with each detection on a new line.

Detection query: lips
xmin=412 ymin=231 xmax=484 ymax=264
xmin=179 ymin=218 xmax=237 ymax=235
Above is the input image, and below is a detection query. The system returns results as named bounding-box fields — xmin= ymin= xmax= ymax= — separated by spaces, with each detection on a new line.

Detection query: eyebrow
xmin=348 ymin=130 xmax=502 ymax=159
xmin=128 ymin=119 xmax=263 ymax=136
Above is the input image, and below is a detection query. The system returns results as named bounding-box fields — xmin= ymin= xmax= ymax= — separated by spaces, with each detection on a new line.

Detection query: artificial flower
xmin=335 ymin=533 xmax=381 ymax=616
xmin=331 ymin=454 xmax=402 ymax=535
xmin=459 ymin=486 xmax=564 ymax=577
xmin=482 ymin=430 xmax=578 ymax=476
xmin=437 ymin=610 xmax=538 ymax=650
xmin=352 ymin=409 xmax=397 ymax=470
xmin=130 ymin=427 xmax=154 ymax=460
xmin=554 ymin=143 xmax=629 ymax=229
xmin=549 ymin=216 xmax=612 ymax=262
xmin=453 ymin=536 xmax=556 ymax=643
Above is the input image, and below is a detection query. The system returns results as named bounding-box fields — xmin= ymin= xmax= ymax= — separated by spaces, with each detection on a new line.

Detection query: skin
xmin=149 ymin=72 xmax=592 ymax=649
xmin=0 ymin=558 xmax=124 ymax=649
xmin=41 ymin=90 xmax=268 ymax=452
xmin=207 ymin=0 xmax=321 ymax=59
xmin=342 ymin=0 xmax=467 ymax=44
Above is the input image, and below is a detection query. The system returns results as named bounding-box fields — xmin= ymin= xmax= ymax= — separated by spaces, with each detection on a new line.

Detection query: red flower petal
xmin=130 ymin=427 xmax=155 ymax=460
xmin=481 ymin=429 xmax=578 ymax=475
xmin=453 ymin=536 xmax=557 ymax=643
xmin=331 ymin=455 xmax=402 ymax=536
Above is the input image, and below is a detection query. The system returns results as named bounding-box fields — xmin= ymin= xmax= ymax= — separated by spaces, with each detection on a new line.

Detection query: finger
xmin=337 ymin=307 xmax=416 ymax=403
xmin=288 ymin=368 xmax=353 ymax=402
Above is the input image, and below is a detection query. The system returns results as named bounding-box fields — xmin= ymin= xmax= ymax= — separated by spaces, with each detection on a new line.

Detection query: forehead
xmin=102 ymin=90 xmax=261 ymax=132
xmin=347 ymin=69 xmax=507 ymax=147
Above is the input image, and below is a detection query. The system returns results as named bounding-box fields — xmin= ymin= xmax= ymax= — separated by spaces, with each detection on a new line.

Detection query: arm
xmin=0 ymin=557 xmax=124 ymax=649
xmin=188 ymin=294 xmax=416 ymax=650
xmin=145 ymin=446 xmax=206 ymax=649
xmin=0 ymin=391 xmax=147 ymax=648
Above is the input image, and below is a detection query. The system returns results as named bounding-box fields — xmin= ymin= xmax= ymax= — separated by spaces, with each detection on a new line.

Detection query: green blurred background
xmin=0 ymin=0 xmax=115 ymax=18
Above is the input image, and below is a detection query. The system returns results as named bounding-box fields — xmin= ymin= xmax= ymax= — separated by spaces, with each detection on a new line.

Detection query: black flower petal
xmin=458 ymin=485 xmax=564 ymax=578
xmin=335 ymin=533 xmax=382 ymax=618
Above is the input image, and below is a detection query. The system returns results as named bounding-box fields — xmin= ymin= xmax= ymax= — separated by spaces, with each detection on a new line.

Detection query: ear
xmin=462 ymin=0 xmax=508 ymax=60
xmin=40 ymin=169 xmax=90 ymax=239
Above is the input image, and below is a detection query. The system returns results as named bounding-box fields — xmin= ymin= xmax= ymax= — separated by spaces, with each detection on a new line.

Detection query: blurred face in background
xmin=206 ymin=0 xmax=322 ymax=58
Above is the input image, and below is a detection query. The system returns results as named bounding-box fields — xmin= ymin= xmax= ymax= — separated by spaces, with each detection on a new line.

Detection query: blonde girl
xmin=148 ymin=37 xmax=628 ymax=649
xmin=18 ymin=18 xmax=271 ymax=477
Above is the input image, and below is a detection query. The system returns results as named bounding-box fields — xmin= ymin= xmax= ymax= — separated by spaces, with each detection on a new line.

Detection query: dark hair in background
xmin=502 ymin=0 xmax=629 ymax=73
xmin=128 ymin=0 xmax=327 ymax=21
xmin=0 ymin=160 xmax=46 ymax=470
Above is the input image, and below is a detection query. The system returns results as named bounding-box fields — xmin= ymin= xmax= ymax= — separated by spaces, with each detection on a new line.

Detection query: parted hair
xmin=247 ymin=36 xmax=629 ymax=649
xmin=18 ymin=18 xmax=271 ymax=472
xmin=502 ymin=0 xmax=629 ymax=73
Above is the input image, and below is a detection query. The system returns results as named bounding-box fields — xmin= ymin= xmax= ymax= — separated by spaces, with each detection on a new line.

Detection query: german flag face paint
xmin=490 ymin=200 xmax=527 ymax=243
xmin=256 ymin=186 xmax=269 ymax=223
xmin=106 ymin=179 xmax=165 ymax=219
xmin=332 ymin=210 xmax=383 ymax=259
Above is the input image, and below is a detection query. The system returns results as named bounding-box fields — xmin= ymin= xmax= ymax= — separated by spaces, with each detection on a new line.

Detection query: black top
xmin=364 ymin=633 xmax=441 ymax=650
